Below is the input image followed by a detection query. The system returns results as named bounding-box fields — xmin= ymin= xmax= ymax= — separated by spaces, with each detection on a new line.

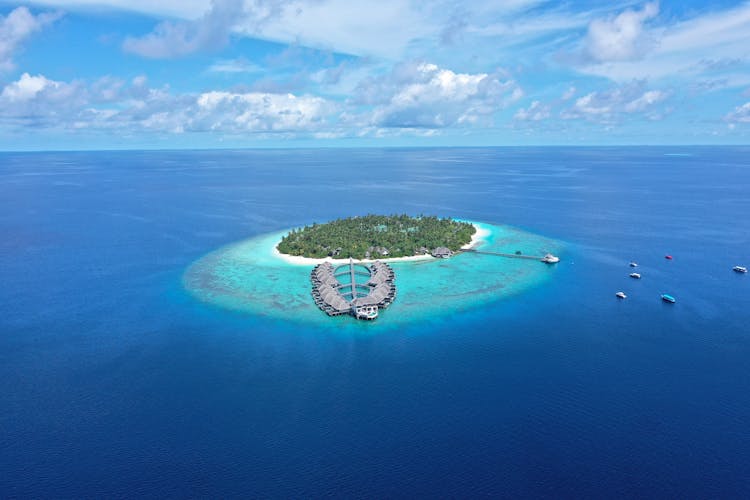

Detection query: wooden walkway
xmin=463 ymin=249 xmax=547 ymax=261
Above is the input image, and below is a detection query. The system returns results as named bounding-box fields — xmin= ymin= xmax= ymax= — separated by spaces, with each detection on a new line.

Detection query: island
xmin=275 ymin=215 xmax=477 ymax=321
xmin=183 ymin=219 xmax=561 ymax=323
xmin=276 ymin=214 xmax=476 ymax=260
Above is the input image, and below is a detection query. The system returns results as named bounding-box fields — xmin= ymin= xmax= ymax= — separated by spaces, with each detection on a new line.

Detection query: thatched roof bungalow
xmin=431 ymin=246 xmax=453 ymax=258
xmin=310 ymin=259 xmax=396 ymax=319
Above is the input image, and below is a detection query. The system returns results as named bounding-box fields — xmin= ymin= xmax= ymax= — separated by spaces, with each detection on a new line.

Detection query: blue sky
xmin=1 ymin=0 xmax=750 ymax=149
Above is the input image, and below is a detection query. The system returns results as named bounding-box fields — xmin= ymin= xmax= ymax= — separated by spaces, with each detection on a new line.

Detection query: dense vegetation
xmin=277 ymin=214 xmax=476 ymax=259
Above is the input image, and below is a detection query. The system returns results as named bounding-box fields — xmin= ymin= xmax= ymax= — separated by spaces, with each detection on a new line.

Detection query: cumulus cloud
xmin=725 ymin=102 xmax=750 ymax=123
xmin=0 ymin=73 xmax=88 ymax=127
xmin=561 ymin=81 xmax=669 ymax=123
xmin=0 ymin=71 xmax=334 ymax=134
xmin=356 ymin=62 xmax=522 ymax=128
xmin=514 ymin=100 xmax=550 ymax=121
xmin=0 ymin=6 xmax=60 ymax=71
xmin=0 ymin=63 xmax=528 ymax=138
xmin=192 ymin=91 xmax=333 ymax=132
xmin=585 ymin=2 xmax=659 ymax=63
xmin=123 ymin=0 xmax=250 ymax=58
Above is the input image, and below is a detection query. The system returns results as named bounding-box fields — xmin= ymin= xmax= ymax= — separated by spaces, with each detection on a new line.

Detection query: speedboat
xmin=733 ymin=265 xmax=747 ymax=273
xmin=665 ymin=255 xmax=673 ymax=260
xmin=661 ymin=294 xmax=676 ymax=303
xmin=629 ymin=272 xmax=641 ymax=279
xmin=616 ymin=291 xmax=627 ymax=299
xmin=629 ymin=262 xmax=638 ymax=267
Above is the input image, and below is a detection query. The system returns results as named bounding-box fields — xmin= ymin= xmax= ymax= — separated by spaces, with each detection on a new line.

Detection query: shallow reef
xmin=183 ymin=222 xmax=562 ymax=327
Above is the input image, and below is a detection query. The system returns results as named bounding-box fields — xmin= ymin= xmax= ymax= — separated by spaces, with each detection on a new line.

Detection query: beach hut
xmin=431 ymin=247 xmax=453 ymax=258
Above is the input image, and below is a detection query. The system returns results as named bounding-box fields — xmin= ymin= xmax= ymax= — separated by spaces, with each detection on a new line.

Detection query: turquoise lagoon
xmin=183 ymin=222 xmax=562 ymax=327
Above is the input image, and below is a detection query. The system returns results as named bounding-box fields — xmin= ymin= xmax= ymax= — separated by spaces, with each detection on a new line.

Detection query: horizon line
xmin=2 ymin=144 xmax=750 ymax=154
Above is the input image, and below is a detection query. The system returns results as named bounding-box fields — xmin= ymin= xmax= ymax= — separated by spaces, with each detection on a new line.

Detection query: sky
xmin=1 ymin=0 xmax=750 ymax=149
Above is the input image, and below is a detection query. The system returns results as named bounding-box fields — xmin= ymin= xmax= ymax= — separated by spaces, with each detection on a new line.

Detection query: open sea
xmin=1 ymin=147 xmax=750 ymax=497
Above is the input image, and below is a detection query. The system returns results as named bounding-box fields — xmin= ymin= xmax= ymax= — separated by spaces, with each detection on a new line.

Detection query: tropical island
xmin=276 ymin=214 xmax=476 ymax=259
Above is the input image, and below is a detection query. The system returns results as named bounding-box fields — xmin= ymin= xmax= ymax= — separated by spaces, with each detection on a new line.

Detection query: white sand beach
xmin=462 ymin=223 xmax=491 ymax=249
xmin=272 ymin=222 xmax=490 ymax=266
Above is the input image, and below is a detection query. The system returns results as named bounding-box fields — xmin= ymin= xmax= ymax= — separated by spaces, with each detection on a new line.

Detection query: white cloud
xmin=123 ymin=0 xmax=248 ymax=58
xmin=0 ymin=73 xmax=88 ymax=128
xmin=358 ymin=62 xmax=521 ymax=128
xmin=0 ymin=63 xmax=527 ymax=137
xmin=514 ymin=100 xmax=550 ymax=121
xmin=248 ymin=0 xmax=435 ymax=59
xmin=584 ymin=2 xmax=659 ymax=62
xmin=1 ymin=72 xmax=56 ymax=101
xmin=207 ymin=57 xmax=262 ymax=73
xmin=23 ymin=0 xmax=211 ymax=19
xmin=561 ymin=86 xmax=576 ymax=100
xmin=623 ymin=89 xmax=666 ymax=112
xmin=725 ymin=102 xmax=750 ymax=123
xmin=25 ymin=0 xmax=585 ymax=64
xmin=0 ymin=71 xmax=334 ymax=134
xmin=562 ymin=82 xmax=668 ymax=123
xmin=193 ymin=90 xmax=332 ymax=131
xmin=0 ymin=6 xmax=60 ymax=71
xmin=580 ymin=3 xmax=750 ymax=86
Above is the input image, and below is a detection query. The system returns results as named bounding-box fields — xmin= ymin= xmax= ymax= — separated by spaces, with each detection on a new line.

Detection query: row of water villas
xmin=311 ymin=259 xmax=396 ymax=320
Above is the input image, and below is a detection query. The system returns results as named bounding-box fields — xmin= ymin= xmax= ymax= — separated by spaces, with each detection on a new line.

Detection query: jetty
xmin=311 ymin=258 xmax=396 ymax=320
xmin=464 ymin=249 xmax=559 ymax=263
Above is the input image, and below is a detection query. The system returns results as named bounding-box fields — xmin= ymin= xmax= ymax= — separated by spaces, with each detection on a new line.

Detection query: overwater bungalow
xmin=310 ymin=259 xmax=396 ymax=320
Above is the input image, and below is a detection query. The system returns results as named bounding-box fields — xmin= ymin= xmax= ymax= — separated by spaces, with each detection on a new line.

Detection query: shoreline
xmin=272 ymin=222 xmax=491 ymax=266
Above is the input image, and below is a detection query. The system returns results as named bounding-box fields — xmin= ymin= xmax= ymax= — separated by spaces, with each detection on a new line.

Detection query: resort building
xmin=431 ymin=247 xmax=453 ymax=258
xmin=310 ymin=259 xmax=396 ymax=320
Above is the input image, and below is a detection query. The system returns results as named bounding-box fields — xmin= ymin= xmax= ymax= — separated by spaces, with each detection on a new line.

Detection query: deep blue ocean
xmin=2 ymin=147 xmax=749 ymax=497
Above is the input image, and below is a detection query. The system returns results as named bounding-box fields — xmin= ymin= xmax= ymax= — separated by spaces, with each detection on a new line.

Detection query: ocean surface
xmin=1 ymin=147 xmax=749 ymax=497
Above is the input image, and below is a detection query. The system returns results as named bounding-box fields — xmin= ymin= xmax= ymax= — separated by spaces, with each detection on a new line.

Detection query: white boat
xmin=629 ymin=261 xmax=638 ymax=267
xmin=541 ymin=253 xmax=560 ymax=264
xmin=734 ymin=266 xmax=747 ymax=273
xmin=616 ymin=291 xmax=627 ymax=299
xmin=629 ymin=272 xmax=641 ymax=279
xmin=354 ymin=304 xmax=379 ymax=320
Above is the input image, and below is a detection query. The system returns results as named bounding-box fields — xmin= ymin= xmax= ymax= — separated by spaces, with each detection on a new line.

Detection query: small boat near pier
xmin=541 ymin=253 xmax=560 ymax=264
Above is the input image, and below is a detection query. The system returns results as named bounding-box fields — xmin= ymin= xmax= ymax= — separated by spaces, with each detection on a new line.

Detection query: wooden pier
xmin=463 ymin=249 xmax=558 ymax=262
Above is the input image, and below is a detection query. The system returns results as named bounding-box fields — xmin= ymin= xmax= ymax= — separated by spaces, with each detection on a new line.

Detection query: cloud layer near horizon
xmin=2 ymin=1 xmax=750 ymax=146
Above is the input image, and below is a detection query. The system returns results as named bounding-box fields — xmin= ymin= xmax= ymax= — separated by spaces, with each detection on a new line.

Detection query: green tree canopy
xmin=277 ymin=214 xmax=476 ymax=259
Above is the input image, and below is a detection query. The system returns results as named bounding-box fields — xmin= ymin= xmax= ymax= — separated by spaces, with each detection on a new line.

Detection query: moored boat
xmin=629 ymin=261 xmax=638 ymax=267
xmin=616 ymin=291 xmax=627 ymax=299
xmin=661 ymin=293 xmax=676 ymax=303
xmin=541 ymin=253 xmax=560 ymax=264
xmin=629 ymin=272 xmax=641 ymax=279
xmin=665 ymin=255 xmax=673 ymax=260
xmin=733 ymin=265 xmax=747 ymax=273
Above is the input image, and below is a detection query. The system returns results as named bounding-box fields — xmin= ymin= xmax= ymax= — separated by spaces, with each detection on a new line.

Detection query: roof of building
xmin=311 ymin=259 xmax=396 ymax=317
